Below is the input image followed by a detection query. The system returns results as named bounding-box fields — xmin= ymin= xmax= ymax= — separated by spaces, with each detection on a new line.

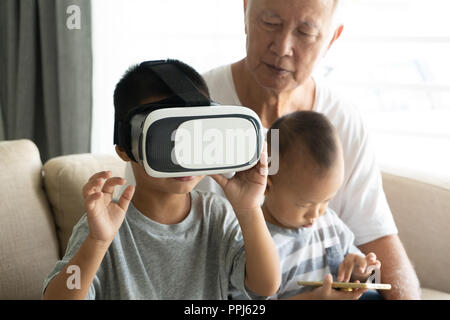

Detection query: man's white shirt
xmin=195 ymin=64 xmax=398 ymax=246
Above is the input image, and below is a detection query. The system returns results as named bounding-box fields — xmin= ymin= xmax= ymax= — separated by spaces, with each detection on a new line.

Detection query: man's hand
xmin=337 ymin=252 xmax=381 ymax=283
xmin=210 ymin=143 xmax=268 ymax=214
xmin=82 ymin=171 xmax=135 ymax=246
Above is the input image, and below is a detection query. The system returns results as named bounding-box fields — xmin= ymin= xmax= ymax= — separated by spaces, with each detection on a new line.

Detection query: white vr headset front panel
xmin=139 ymin=106 xmax=264 ymax=178
xmin=174 ymin=117 xmax=257 ymax=169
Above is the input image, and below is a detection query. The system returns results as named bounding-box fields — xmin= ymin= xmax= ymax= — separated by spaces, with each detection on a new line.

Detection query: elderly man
xmin=196 ymin=0 xmax=421 ymax=300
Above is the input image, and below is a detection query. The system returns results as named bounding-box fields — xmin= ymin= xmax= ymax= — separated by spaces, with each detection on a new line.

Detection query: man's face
xmin=244 ymin=0 xmax=338 ymax=92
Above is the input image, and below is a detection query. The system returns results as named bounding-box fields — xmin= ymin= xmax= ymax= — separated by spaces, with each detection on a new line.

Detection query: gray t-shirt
xmin=42 ymin=190 xmax=248 ymax=299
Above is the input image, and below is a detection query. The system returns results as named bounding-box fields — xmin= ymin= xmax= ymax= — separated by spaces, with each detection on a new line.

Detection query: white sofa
xmin=0 ymin=139 xmax=449 ymax=299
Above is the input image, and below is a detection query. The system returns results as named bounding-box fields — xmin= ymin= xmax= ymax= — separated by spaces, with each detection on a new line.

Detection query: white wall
xmin=91 ymin=0 xmax=245 ymax=154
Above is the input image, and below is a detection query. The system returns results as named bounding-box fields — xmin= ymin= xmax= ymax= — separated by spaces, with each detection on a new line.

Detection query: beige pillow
xmin=43 ymin=153 xmax=126 ymax=256
xmin=0 ymin=139 xmax=59 ymax=299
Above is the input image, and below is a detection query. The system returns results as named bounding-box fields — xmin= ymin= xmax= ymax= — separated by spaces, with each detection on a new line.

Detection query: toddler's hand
xmin=210 ymin=142 xmax=268 ymax=214
xmin=337 ymin=252 xmax=381 ymax=283
xmin=82 ymin=171 xmax=135 ymax=246
xmin=310 ymin=274 xmax=367 ymax=300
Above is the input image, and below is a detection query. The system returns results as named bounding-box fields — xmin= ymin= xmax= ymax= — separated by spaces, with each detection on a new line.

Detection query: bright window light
xmin=315 ymin=0 xmax=450 ymax=181
xmin=91 ymin=0 xmax=245 ymax=154
xmin=91 ymin=0 xmax=450 ymax=181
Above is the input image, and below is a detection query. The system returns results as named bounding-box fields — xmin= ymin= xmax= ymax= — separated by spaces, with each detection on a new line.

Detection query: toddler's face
xmin=263 ymin=155 xmax=344 ymax=229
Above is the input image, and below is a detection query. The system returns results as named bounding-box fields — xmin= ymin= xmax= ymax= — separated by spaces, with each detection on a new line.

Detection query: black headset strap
xmin=114 ymin=60 xmax=212 ymax=161
xmin=140 ymin=60 xmax=211 ymax=106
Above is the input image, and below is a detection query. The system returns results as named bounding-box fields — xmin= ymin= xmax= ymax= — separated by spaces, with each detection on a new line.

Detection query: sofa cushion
xmin=0 ymin=139 xmax=60 ymax=299
xmin=43 ymin=153 xmax=126 ymax=256
xmin=421 ymin=288 xmax=450 ymax=300
xmin=382 ymin=172 xmax=450 ymax=295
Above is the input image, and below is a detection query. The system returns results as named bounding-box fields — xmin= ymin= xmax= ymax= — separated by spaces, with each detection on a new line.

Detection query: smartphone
xmin=297 ymin=281 xmax=391 ymax=291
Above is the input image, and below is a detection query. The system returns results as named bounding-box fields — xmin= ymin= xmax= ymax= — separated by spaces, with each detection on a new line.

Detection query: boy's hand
xmin=82 ymin=171 xmax=135 ymax=246
xmin=210 ymin=143 xmax=268 ymax=214
xmin=337 ymin=252 xmax=381 ymax=283
xmin=309 ymin=274 xmax=367 ymax=300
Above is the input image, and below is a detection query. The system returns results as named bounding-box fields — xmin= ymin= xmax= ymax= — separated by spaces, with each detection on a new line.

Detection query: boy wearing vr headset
xmin=42 ymin=60 xmax=280 ymax=299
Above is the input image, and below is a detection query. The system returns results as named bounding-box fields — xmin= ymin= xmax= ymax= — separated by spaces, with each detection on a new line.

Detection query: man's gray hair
xmin=246 ymin=0 xmax=347 ymax=29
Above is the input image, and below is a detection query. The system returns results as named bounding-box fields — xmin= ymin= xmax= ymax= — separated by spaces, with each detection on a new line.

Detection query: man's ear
xmin=243 ymin=0 xmax=249 ymax=35
xmin=115 ymin=145 xmax=131 ymax=162
xmin=324 ymin=24 xmax=344 ymax=56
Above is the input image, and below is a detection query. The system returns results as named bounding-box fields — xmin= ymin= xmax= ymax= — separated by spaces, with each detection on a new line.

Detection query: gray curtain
xmin=0 ymin=0 xmax=92 ymax=162
xmin=0 ymin=101 xmax=4 ymax=141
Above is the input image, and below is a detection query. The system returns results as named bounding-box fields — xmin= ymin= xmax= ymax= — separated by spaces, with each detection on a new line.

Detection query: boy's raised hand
xmin=210 ymin=142 xmax=268 ymax=214
xmin=82 ymin=171 xmax=135 ymax=246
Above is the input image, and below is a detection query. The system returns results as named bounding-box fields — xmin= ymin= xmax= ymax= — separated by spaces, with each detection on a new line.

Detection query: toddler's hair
xmin=268 ymin=111 xmax=339 ymax=173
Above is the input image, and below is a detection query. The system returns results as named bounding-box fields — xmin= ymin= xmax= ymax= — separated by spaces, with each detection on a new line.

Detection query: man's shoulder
xmin=315 ymin=81 xmax=363 ymax=123
xmin=314 ymin=80 xmax=369 ymax=146
xmin=202 ymin=64 xmax=231 ymax=84
xmin=201 ymin=64 xmax=239 ymax=105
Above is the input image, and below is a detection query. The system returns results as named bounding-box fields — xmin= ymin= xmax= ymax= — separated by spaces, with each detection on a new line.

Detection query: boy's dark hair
xmin=268 ymin=111 xmax=339 ymax=173
xmin=113 ymin=59 xmax=210 ymax=126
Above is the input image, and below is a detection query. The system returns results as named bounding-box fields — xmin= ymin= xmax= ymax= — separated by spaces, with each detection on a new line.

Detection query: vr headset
xmin=114 ymin=60 xmax=264 ymax=178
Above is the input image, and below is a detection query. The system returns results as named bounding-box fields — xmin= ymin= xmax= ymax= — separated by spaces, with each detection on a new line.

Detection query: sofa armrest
xmin=0 ymin=140 xmax=59 ymax=299
xmin=382 ymin=172 xmax=450 ymax=295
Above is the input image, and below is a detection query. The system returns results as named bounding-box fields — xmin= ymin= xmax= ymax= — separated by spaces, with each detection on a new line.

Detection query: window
xmin=91 ymin=0 xmax=245 ymax=154
xmin=315 ymin=0 xmax=450 ymax=181
xmin=91 ymin=0 xmax=450 ymax=181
